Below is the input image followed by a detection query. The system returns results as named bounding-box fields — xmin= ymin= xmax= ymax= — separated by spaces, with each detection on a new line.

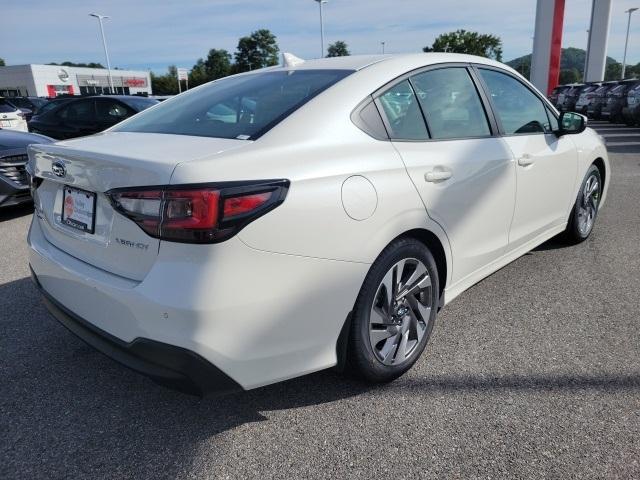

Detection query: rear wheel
xmin=565 ymin=165 xmax=602 ymax=243
xmin=347 ymin=238 xmax=439 ymax=383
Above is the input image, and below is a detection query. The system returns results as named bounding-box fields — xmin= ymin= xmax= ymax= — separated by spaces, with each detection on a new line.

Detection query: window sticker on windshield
xmin=236 ymin=134 xmax=251 ymax=140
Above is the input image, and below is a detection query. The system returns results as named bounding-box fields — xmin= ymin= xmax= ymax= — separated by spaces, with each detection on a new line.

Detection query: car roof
xmin=270 ymin=53 xmax=514 ymax=73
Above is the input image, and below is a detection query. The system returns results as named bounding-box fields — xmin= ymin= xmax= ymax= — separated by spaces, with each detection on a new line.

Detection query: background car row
xmin=0 ymin=94 xmax=159 ymax=208
xmin=0 ymin=94 xmax=159 ymax=138
xmin=550 ymin=79 xmax=640 ymax=126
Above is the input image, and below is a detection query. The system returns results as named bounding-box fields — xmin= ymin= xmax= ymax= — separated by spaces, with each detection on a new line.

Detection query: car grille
xmin=0 ymin=154 xmax=29 ymax=187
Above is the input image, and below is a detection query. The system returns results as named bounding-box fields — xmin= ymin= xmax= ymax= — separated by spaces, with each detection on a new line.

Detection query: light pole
xmin=381 ymin=41 xmax=385 ymax=54
xmin=89 ymin=13 xmax=114 ymax=94
xmin=621 ymin=7 xmax=638 ymax=79
xmin=314 ymin=0 xmax=327 ymax=58
xmin=584 ymin=29 xmax=589 ymax=81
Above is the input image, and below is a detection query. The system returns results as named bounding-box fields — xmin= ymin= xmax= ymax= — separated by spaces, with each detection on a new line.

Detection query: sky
xmin=2 ymin=0 xmax=639 ymax=73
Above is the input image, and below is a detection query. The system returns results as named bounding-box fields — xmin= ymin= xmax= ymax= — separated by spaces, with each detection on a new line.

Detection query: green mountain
xmin=507 ymin=47 xmax=617 ymax=72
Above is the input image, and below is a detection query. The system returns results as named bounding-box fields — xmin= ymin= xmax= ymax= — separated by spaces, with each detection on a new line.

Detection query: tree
xmin=605 ymin=62 xmax=621 ymax=81
xmin=189 ymin=49 xmax=232 ymax=87
xmin=559 ymin=68 xmax=581 ymax=84
xmin=0 ymin=58 xmax=5 ymax=67
xmin=151 ymin=65 xmax=179 ymax=95
xmin=234 ymin=29 xmax=279 ymax=73
xmin=423 ymin=29 xmax=502 ymax=61
xmin=327 ymin=41 xmax=350 ymax=57
xmin=47 ymin=61 xmax=105 ymax=68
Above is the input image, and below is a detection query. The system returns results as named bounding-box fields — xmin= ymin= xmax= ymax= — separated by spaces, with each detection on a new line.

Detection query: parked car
xmin=549 ymin=84 xmax=571 ymax=108
xmin=622 ymin=82 xmax=640 ymax=126
xmin=28 ymin=95 xmax=159 ymax=139
xmin=0 ymin=97 xmax=28 ymax=132
xmin=8 ymin=97 xmax=49 ymax=119
xmin=33 ymin=97 xmax=74 ymax=116
xmin=586 ymin=81 xmax=619 ymax=119
xmin=28 ymin=53 xmax=609 ymax=396
xmin=601 ymin=80 xmax=640 ymax=123
xmin=557 ymin=83 xmax=584 ymax=111
xmin=573 ymin=83 xmax=601 ymax=114
xmin=0 ymin=129 xmax=53 ymax=207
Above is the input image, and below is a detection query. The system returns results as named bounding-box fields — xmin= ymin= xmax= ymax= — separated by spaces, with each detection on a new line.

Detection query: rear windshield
xmin=0 ymin=99 xmax=17 ymax=113
xmin=120 ymin=96 xmax=159 ymax=111
xmin=114 ymin=69 xmax=353 ymax=139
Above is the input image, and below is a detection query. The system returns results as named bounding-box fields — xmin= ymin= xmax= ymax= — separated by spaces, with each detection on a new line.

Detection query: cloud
xmin=1 ymin=0 xmax=638 ymax=72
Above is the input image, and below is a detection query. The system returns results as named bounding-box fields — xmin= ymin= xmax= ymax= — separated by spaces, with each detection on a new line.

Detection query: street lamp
xmin=621 ymin=7 xmax=638 ymax=79
xmin=381 ymin=41 xmax=385 ymax=54
xmin=314 ymin=0 xmax=327 ymax=58
xmin=89 ymin=13 xmax=114 ymax=94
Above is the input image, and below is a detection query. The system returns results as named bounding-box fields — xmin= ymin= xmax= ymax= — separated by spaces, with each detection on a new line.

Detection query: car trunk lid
xmin=28 ymin=132 xmax=250 ymax=281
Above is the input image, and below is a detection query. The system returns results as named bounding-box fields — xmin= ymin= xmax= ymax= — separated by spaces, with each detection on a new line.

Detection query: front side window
xmin=411 ymin=68 xmax=491 ymax=139
xmin=113 ymin=69 xmax=352 ymax=140
xmin=96 ymin=100 xmax=130 ymax=122
xmin=378 ymin=80 xmax=429 ymax=140
xmin=479 ymin=69 xmax=551 ymax=135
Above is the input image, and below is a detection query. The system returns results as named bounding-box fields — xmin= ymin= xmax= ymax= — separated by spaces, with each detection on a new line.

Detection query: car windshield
xmin=113 ymin=69 xmax=353 ymax=139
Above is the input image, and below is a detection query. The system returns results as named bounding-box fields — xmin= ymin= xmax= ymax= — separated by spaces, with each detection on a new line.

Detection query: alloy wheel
xmin=369 ymin=258 xmax=433 ymax=366
xmin=577 ymin=173 xmax=600 ymax=236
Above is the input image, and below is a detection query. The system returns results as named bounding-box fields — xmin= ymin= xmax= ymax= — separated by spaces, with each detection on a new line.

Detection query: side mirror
xmin=557 ymin=111 xmax=587 ymax=136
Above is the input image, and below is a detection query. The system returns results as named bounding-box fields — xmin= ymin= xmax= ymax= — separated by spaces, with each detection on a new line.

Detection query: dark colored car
xmin=33 ymin=97 xmax=75 ymax=117
xmin=622 ymin=82 xmax=640 ymax=126
xmin=0 ymin=129 xmax=53 ymax=207
xmin=557 ymin=83 xmax=585 ymax=111
xmin=10 ymin=97 xmax=49 ymax=121
xmin=586 ymin=81 xmax=619 ymax=119
xmin=573 ymin=83 xmax=601 ymax=114
xmin=601 ymin=80 xmax=640 ymax=123
xmin=28 ymin=95 xmax=159 ymax=139
xmin=549 ymin=85 xmax=572 ymax=108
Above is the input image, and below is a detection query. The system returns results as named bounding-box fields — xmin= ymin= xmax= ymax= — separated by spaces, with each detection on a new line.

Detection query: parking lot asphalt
xmin=1 ymin=121 xmax=639 ymax=479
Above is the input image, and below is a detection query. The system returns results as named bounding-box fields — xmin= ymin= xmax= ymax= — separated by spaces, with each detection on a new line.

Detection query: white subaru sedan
xmin=27 ymin=54 xmax=609 ymax=395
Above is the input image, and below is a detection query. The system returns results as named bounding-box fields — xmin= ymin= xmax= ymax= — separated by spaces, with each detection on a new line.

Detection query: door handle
xmin=517 ymin=154 xmax=534 ymax=166
xmin=424 ymin=169 xmax=452 ymax=182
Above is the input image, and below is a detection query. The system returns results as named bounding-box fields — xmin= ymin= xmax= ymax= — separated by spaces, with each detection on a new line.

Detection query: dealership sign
xmin=58 ymin=69 xmax=69 ymax=82
xmin=123 ymin=77 xmax=147 ymax=87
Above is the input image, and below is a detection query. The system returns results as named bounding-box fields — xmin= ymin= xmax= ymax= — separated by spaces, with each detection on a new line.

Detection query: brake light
xmin=107 ymin=180 xmax=289 ymax=243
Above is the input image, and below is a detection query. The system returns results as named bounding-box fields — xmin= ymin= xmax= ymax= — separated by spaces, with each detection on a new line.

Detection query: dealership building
xmin=0 ymin=64 xmax=152 ymax=98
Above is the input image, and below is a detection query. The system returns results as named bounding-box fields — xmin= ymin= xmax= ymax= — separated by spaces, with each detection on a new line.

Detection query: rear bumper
xmin=28 ymin=214 xmax=367 ymax=391
xmin=31 ymin=266 xmax=243 ymax=397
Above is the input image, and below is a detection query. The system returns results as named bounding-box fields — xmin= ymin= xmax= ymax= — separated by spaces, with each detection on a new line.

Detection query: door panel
xmin=475 ymin=67 xmax=578 ymax=249
xmin=501 ymin=134 xmax=577 ymax=248
xmin=393 ymin=138 xmax=516 ymax=284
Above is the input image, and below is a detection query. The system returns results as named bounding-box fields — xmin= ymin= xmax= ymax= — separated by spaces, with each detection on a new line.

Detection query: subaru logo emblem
xmin=52 ymin=161 xmax=66 ymax=178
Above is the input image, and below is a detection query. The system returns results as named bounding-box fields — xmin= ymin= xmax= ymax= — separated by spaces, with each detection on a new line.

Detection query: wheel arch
xmin=335 ymin=226 xmax=450 ymax=372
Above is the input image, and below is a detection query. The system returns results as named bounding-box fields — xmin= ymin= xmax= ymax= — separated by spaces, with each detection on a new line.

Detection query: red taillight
xmin=223 ymin=192 xmax=271 ymax=218
xmin=107 ymin=180 xmax=289 ymax=244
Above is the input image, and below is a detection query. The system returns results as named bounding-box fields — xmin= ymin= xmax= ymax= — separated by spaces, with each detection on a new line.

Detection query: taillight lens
xmin=107 ymin=180 xmax=289 ymax=243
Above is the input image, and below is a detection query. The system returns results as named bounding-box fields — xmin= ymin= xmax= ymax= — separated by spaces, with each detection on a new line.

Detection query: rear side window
xmin=114 ymin=69 xmax=352 ymax=140
xmin=59 ymin=100 xmax=95 ymax=122
xmin=479 ymin=69 xmax=551 ymax=135
xmin=411 ymin=68 xmax=491 ymax=139
xmin=378 ymin=80 xmax=429 ymax=140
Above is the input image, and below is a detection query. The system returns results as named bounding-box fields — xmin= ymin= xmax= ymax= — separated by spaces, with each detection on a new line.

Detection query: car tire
xmin=346 ymin=237 xmax=439 ymax=383
xmin=565 ymin=164 xmax=602 ymax=243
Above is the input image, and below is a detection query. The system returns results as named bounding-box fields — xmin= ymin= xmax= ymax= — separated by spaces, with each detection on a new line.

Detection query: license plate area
xmin=1 ymin=120 xmax=13 ymax=127
xmin=61 ymin=186 xmax=96 ymax=234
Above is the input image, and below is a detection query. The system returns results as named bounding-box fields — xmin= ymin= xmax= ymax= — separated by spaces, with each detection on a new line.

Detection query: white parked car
xmin=0 ymin=97 xmax=28 ymax=132
xmin=27 ymin=53 xmax=609 ymax=395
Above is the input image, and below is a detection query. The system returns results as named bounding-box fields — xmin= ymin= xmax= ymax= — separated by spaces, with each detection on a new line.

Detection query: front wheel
xmin=565 ymin=165 xmax=602 ymax=243
xmin=346 ymin=238 xmax=439 ymax=383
